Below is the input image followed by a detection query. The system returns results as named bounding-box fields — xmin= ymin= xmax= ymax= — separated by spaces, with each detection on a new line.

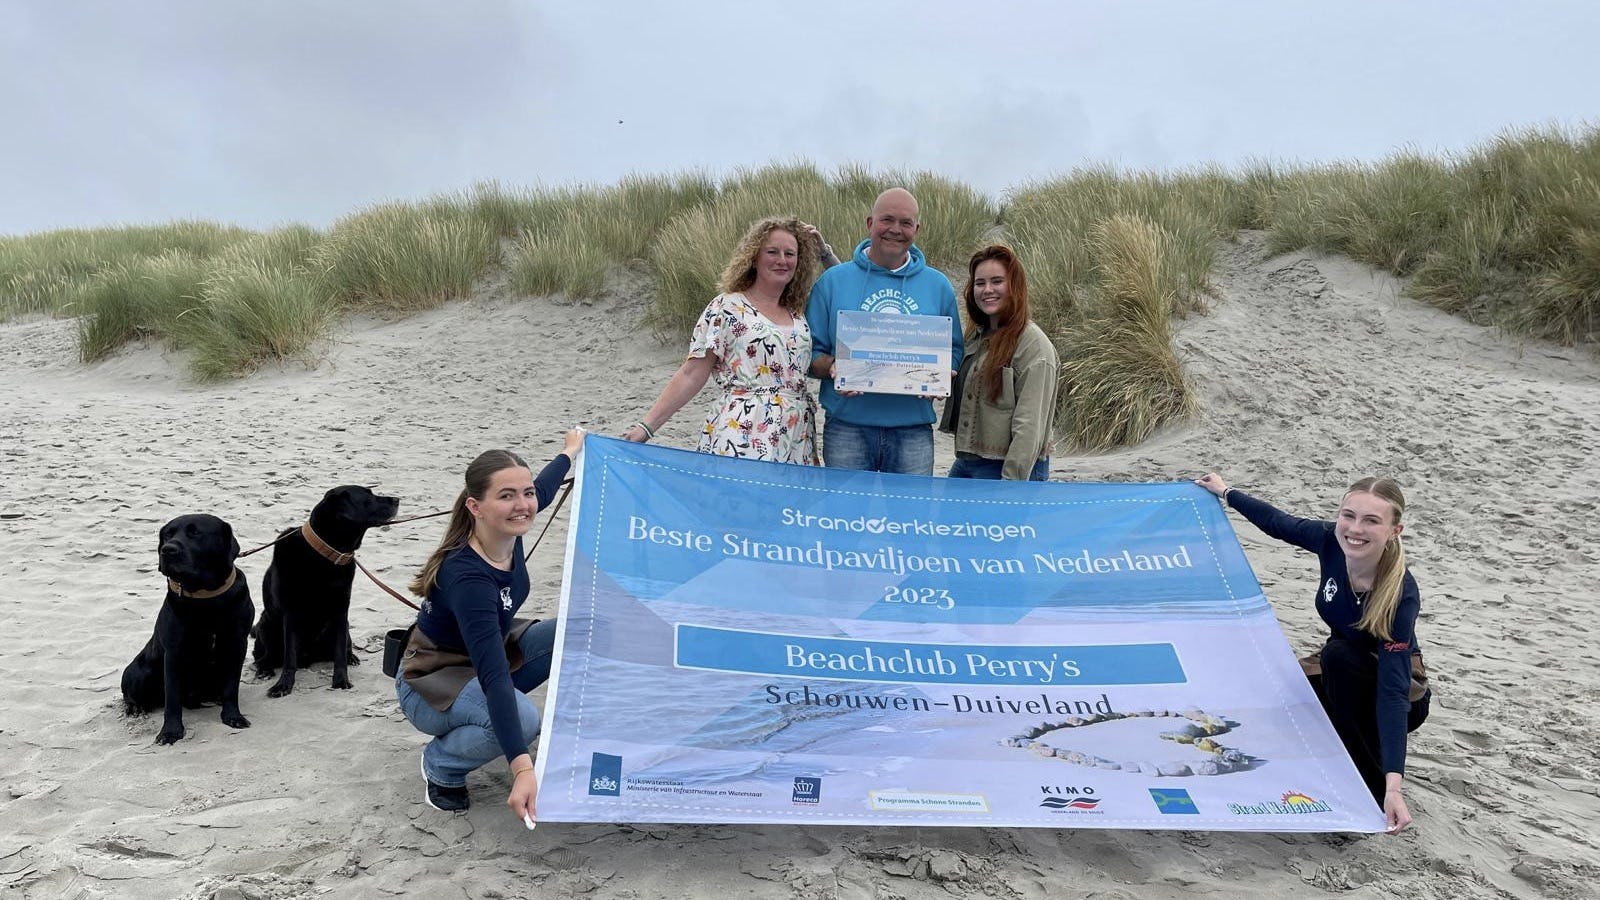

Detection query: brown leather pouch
xmin=401 ymin=618 xmax=537 ymax=711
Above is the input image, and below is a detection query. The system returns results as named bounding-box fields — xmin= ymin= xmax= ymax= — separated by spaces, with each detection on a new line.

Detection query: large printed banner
xmin=535 ymin=438 xmax=1386 ymax=832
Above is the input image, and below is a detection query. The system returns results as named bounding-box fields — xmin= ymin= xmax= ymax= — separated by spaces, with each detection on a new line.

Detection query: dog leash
xmin=525 ymin=478 xmax=576 ymax=562
xmin=232 ymin=477 xmax=574 ymax=610
xmin=364 ymin=478 xmax=574 ymax=608
xmin=237 ymin=508 xmax=452 ymax=559
xmin=355 ymin=557 xmax=421 ymax=610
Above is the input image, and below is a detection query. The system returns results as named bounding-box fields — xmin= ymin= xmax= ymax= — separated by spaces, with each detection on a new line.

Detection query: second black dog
xmin=122 ymin=514 xmax=254 ymax=745
xmin=251 ymin=485 xmax=400 ymax=697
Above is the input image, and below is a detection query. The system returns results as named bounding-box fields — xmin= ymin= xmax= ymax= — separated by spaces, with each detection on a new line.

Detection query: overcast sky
xmin=3 ymin=1 xmax=1597 ymax=236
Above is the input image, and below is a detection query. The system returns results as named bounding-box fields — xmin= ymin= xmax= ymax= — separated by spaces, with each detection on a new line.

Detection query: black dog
xmin=251 ymin=485 xmax=400 ymax=697
xmin=122 ymin=514 xmax=255 ymax=745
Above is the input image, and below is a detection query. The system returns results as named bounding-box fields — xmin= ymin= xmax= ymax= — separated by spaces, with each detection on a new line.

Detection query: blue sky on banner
xmin=4 ymin=1 xmax=1597 ymax=233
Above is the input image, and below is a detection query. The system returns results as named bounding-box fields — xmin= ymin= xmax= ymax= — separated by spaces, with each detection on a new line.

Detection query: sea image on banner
xmin=533 ymin=438 xmax=1387 ymax=832
xmin=832 ymin=309 xmax=952 ymax=396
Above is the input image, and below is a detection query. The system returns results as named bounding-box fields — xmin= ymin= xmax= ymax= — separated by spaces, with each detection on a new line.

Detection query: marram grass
xmin=1055 ymin=215 xmax=1197 ymax=452
xmin=311 ymin=202 xmax=497 ymax=311
xmin=7 ymin=132 xmax=1598 ymax=446
xmin=183 ymin=261 xmax=334 ymax=380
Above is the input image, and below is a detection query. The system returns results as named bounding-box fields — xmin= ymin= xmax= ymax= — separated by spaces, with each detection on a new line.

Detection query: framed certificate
xmin=833 ymin=310 xmax=953 ymax=397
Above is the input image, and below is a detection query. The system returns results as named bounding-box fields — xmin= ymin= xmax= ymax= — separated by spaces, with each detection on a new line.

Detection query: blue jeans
xmin=396 ymin=618 xmax=557 ymax=787
xmin=948 ymin=456 xmax=1051 ymax=481
xmin=823 ymin=419 xmax=934 ymax=475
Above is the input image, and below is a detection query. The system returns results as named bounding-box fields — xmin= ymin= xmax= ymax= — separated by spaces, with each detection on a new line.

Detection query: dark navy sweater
xmin=1227 ymin=490 xmax=1421 ymax=775
xmin=415 ymin=454 xmax=570 ymax=762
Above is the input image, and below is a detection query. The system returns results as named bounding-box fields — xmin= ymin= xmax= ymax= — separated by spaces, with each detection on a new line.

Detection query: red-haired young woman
xmin=939 ymin=244 xmax=1058 ymax=480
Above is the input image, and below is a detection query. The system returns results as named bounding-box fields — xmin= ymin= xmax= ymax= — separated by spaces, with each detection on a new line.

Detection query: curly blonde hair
xmin=717 ymin=216 xmax=822 ymax=313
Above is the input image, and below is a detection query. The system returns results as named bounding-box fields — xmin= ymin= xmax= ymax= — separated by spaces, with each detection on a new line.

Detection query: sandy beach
xmin=3 ymin=232 xmax=1598 ymax=899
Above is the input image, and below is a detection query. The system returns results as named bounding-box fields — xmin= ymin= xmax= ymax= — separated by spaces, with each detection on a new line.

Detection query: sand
xmin=3 ymin=232 xmax=1598 ymax=899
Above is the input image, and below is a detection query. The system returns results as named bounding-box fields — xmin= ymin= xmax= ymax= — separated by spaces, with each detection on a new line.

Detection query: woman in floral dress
xmin=623 ymin=216 xmax=831 ymax=464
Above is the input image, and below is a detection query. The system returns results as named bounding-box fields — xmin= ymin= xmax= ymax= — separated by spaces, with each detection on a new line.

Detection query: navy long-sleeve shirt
xmin=415 ymin=453 xmax=570 ymax=762
xmin=1227 ymin=489 xmax=1421 ymax=775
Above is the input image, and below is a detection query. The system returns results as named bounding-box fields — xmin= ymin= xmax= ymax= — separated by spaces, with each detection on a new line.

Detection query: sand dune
xmin=2 ymin=233 xmax=1597 ymax=899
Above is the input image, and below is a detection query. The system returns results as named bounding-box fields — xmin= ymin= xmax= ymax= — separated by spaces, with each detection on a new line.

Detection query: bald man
xmin=806 ymin=188 xmax=963 ymax=475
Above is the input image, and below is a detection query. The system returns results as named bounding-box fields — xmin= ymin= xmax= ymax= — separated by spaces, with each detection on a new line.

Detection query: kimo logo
xmin=792 ymin=777 xmax=822 ymax=804
xmin=1039 ymin=785 xmax=1101 ymax=811
xmin=587 ymin=752 xmax=622 ymax=796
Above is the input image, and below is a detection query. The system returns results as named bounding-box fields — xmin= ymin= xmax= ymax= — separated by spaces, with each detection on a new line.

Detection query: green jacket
xmin=940 ymin=322 xmax=1059 ymax=480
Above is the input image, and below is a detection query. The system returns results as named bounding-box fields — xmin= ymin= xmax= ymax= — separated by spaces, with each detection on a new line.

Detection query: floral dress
xmin=687 ymin=293 xmax=819 ymax=464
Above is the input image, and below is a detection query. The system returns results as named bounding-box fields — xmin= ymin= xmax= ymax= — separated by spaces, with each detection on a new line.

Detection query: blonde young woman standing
xmin=622 ymin=216 xmax=829 ymax=464
xmin=1195 ymin=473 xmax=1430 ymax=833
xmin=939 ymin=244 xmax=1058 ymax=480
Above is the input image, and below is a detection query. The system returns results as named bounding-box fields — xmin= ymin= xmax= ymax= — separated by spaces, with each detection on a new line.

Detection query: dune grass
xmin=646 ymin=163 xmax=996 ymax=336
xmin=507 ymin=172 xmax=718 ymax=300
xmin=183 ymin=261 xmax=335 ymax=379
xmin=7 ymin=130 xmax=1597 ymax=443
xmin=73 ymin=250 xmax=212 ymax=362
xmin=43 ymin=223 xmax=334 ymax=376
xmin=1054 ymin=215 xmax=1197 ymax=451
xmin=1 ymin=221 xmax=254 ymax=319
xmin=1003 ymin=166 xmax=1244 ymax=337
xmin=1259 ymin=125 xmax=1600 ymax=344
xmin=310 ymin=201 xmax=498 ymax=311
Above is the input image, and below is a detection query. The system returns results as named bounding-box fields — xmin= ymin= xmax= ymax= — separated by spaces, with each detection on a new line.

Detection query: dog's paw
xmin=252 ymin=666 xmax=277 ymax=681
xmin=332 ymin=676 xmax=354 ymax=690
xmin=347 ymin=652 xmax=361 ymax=666
xmin=156 ymin=726 xmax=186 ymax=745
xmin=266 ymin=681 xmax=295 ymax=698
xmin=222 ymin=712 xmax=252 ymax=729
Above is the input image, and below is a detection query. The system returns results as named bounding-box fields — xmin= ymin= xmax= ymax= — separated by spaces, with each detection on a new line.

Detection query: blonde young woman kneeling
xmin=1195 ymin=473 xmax=1430 ymax=833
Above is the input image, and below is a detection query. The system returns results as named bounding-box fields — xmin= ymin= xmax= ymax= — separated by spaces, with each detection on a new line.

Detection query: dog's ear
xmin=224 ymin=521 xmax=240 ymax=561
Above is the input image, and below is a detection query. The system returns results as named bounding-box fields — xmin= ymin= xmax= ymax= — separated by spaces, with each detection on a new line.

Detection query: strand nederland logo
xmin=1229 ymin=790 xmax=1333 ymax=816
xmin=1038 ymin=785 xmax=1101 ymax=813
xmin=792 ymin=777 xmax=822 ymax=805
xmin=1148 ymin=787 xmax=1199 ymax=815
xmin=587 ymin=752 xmax=622 ymax=797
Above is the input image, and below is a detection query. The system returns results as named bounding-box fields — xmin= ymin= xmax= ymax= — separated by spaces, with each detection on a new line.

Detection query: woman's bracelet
xmin=512 ymin=765 xmax=534 ymax=779
xmin=634 ymin=420 xmax=656 ymax=440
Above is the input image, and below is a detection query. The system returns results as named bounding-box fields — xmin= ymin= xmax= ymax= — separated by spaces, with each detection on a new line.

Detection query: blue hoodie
xmin=806 ymin=239 xmax=963 ymax=428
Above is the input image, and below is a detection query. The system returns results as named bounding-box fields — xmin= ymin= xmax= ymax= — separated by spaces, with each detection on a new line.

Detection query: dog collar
xmin=168 ymin=568 xmax=238 ymax=599
xmin=301 ymin=522 xmax=356 ymax=566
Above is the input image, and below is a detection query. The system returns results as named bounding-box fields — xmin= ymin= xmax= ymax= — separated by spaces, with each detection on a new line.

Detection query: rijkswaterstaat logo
xmin=792 ymin=777 xmax=822 ymax=805
xmin=1148 ymin=787 xmax=1199 ymax=814
xmin=1228 ymin=791 xmax=1332 ymax=815
xmin=587 ymin=752 xmax=622 ymax=797
xmin=1038 ymin=785 xmax=1101 ymax=812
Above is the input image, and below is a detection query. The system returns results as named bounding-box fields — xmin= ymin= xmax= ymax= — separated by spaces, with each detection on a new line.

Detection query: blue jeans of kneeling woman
xmin=396 ymin=618 xmax=558 ymax=787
